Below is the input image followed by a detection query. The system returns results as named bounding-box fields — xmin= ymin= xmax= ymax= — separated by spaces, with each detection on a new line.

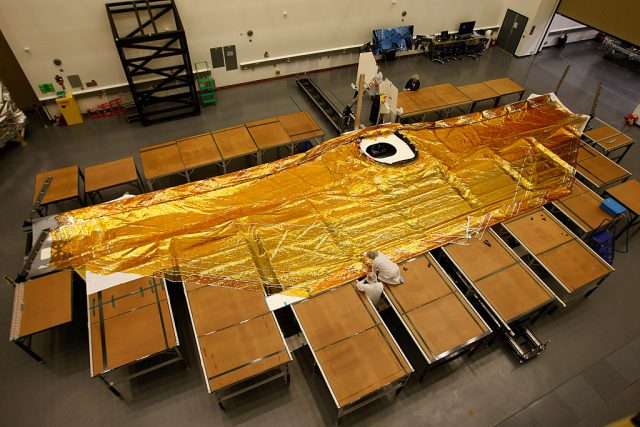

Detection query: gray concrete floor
xmin=0 ymin=41 xmax=639 ymax=426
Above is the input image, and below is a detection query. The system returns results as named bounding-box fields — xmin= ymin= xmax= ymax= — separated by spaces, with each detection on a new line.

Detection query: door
xmin=0 ymin=29 xmax=37 ymax=110
xmin=496 ymin=9 xmax=529 ymax=56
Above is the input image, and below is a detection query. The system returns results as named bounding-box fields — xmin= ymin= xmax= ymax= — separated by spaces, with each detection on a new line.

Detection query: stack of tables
xmin=182 ymin=279 xmax=291 ymax=409
xmin=500 ymin=208 xmax=614 ymax=301
xmin=384 ymin=254 xmax=491 ymax=381
xmin=292 ymin=284 xmax=412 ymax=421
xmin=88 ymin=275 xmax=181 ymax=397
xmin=575 ymin=143 xmax=631 ymax=192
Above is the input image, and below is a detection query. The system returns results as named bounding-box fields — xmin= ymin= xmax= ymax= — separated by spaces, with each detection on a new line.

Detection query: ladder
xmin=194 ymin=61 xmax=217 ymax=106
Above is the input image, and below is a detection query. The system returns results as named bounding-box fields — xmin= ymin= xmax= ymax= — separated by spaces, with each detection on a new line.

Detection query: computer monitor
xmin=458 ymin=21 xmax=476 ymax=36
xmin=372 ymin=25 xmax=414 ymax=55
xmin=440 ymin=30 xmax=449 ymax=40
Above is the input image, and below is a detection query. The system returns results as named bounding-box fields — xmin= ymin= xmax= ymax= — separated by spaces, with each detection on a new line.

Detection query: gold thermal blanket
xmin=51 ymin=94 xmax=586 ymax=297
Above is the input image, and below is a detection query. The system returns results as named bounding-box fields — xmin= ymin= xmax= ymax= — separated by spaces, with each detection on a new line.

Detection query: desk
xmin=84 ymin=157 xmax=144 ymax=204
xmin=182 ymin=280 xmax=291 ymax=408
xmin=604 ymin=179 xmax=640 ymax=232
xmin=456 ymin=83 xmax=500 ymax=112
xmin=384 ymin=254 xmax=491 ymax=379
xmin=575 ymin=143 xmax=631 ymax=192
xmin=550 ymin=180 xmax=613 ymax=237
xmin=176 ymin=133 xmax=224 ymax=179
xmin=428 ymin=35 xmax=485 ymax=63
xmin=33 ymin=165 xmax=84 ymax=214
xmin=9 ymin=270 xmax=73 ymax=362
xmin=501 ymin=208 xmax=614 ymax=299
xmin=292 ymin=284 xmax=411 ymax=421
xmin=398 ymin=88 xmax=449 ymax=121
xmin=139 ymin=141 xmax=186 ymax=190
xmin=88 ymin=276 xmax=181 ymax=397
xmin=482 ymin=78 xmax=526 ymax=106
xmin=212 ymin=125 xmax=259 ymax=173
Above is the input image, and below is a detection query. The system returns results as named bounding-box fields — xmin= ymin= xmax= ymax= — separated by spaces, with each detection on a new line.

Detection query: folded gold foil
xmin=51 ymin=94 xmax=586 ymax=297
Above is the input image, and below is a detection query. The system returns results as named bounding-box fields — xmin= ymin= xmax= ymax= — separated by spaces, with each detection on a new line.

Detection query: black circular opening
xmin=366 ymin=142 xmax=397 ymax=159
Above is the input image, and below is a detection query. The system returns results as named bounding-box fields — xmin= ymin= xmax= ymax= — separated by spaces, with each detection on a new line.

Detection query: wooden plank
xmin=33 ymin=166 xmax=79 ymax=204
xmin=555 ymin=181 xmax=612 ymax=232
xmin=584 ymin=125 xmax=620 ymax=142
xmin=277 ymin=112 xmax=321 ymax=137
xmin=16 ymin=270 xmax=73 ymax=337
xmin=577 ymin=156 xmax=631 ymax=188
xmin=85 ymin=157 xmax=138 ymax=193
xmin=397 ymin=91 xmax=422 ymax=115
xmin=429 ymin=83 xmax=471 ymax=105
xmin=245 ymin=117 xmax=279 ymax=128
xmin=411 ymin=87 xmax=448 ymax=111
xmin=501 ymin=209 xmax=573 ymax=254
xmin=88 ymin=277 xmax=164 ymax=322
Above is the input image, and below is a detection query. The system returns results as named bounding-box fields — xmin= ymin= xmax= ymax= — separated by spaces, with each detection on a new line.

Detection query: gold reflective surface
xmin=51 ymin=95 xmax=586 ymax=297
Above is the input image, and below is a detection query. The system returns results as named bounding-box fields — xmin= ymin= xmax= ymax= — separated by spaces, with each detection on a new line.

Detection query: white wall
xmin=541 ymin=14 xmax=598 ymax=49
xmin=0 ymin=0 xmax=511 ymax=111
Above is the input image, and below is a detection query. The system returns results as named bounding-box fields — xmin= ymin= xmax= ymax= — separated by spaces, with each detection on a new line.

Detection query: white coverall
xmin=372 ymin=253 xmax=404 ymax=285
xmin=356 ymin=278 xmax=384 ymax=307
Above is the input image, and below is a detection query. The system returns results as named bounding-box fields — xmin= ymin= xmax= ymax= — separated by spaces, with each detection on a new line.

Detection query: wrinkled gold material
xmin=51 ymin=94 xmax=586 ymax=297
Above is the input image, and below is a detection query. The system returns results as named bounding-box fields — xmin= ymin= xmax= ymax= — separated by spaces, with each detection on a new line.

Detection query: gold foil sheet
xmin=51 ymin=94 xmax=586 ymax=298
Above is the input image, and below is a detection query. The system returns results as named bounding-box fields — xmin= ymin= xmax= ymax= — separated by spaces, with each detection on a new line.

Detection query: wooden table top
xmin=245 ymin=117 xmax=279 ymax=128
xmin=139 ymin=142 xmax=185 ymax=180
xmin=85 ymin=157 xmax=138 ymax=193
xmin=177 ymin=133 xmax=223 ymax=169
xmin=294 ymin=284 xmax=376 ymax=351
xmin=386 ymin=254 xmax=489 ymax=361
xmin=247 ymin=121 xmax=293 ymax=150
xmin=577 ymin=144 xmax=599 ymax=162
xmin=185 ymin=283 xmax=268 ymax=335
xmin=11 ymin=270 xmax=73 ymax=339
xmin=443 ymin=232 xmax=517 ymax=282
xmin=577 ymin=155 xmax=631 ymax=188
xmin=199 ymin=313 xmax=290 ymax=392
xmin=501 ymin=209 xmax=573 ymax=254
xmin=89 ymin=278 xmax=177 ymax=376
xmin=314 ymin=326 xmax=410 ymax=407
xmin=212 ymin=125 xmax=258 ymax=160
xmin=412 ymin=87 xmax=448 ymax=111
xmin=278 ymin=112 xmax=322 ymax=139
xmin=482 ymin=78 xmax=524 ymax=96
xmin=503 ymin=208 xmax=613 ymax=292
xmin=584 ymin=125 xmax=620 ymax=142
xmin=397 ymin=92 xmax=422 ymax=115
xmin=386 ymin=256 xmax=452 ymax=312
xmin=456 ymin=83 xmax=500 ymax=102
xmin=555 ymin=181 xmax=612 ymax=232
xmin=33 ymin=165 xmax=79 ymax=204
xmin=443 ymin=230 xmax=554 ymax=321
xmin=429 ymin=83 xmax=471 ymax=105
xmin=598 ymin=134 xmax=634 ymax=151
xmin=606 ymin=179 xmax=640 ymax=215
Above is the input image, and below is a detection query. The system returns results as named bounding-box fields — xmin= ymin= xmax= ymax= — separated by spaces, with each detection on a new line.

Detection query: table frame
xmin=498 ymin=208 xmax=614 ymax=302
xmin=88 ymin=277 xmax=183 ymax=399
xmin=291 ymin=283 xmax=412 ymax=422
xmin=182 ymin=283 xmax=292 ymax=409
xmin=84 ymin=157 xmax=145 ymax=204
xmin=382 ymin=253 xmax=492 ymax=382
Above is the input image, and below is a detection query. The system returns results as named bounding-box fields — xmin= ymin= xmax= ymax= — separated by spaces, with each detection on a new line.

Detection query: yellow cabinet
xmin=56 ymin=92 xmax=84 ymax=125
